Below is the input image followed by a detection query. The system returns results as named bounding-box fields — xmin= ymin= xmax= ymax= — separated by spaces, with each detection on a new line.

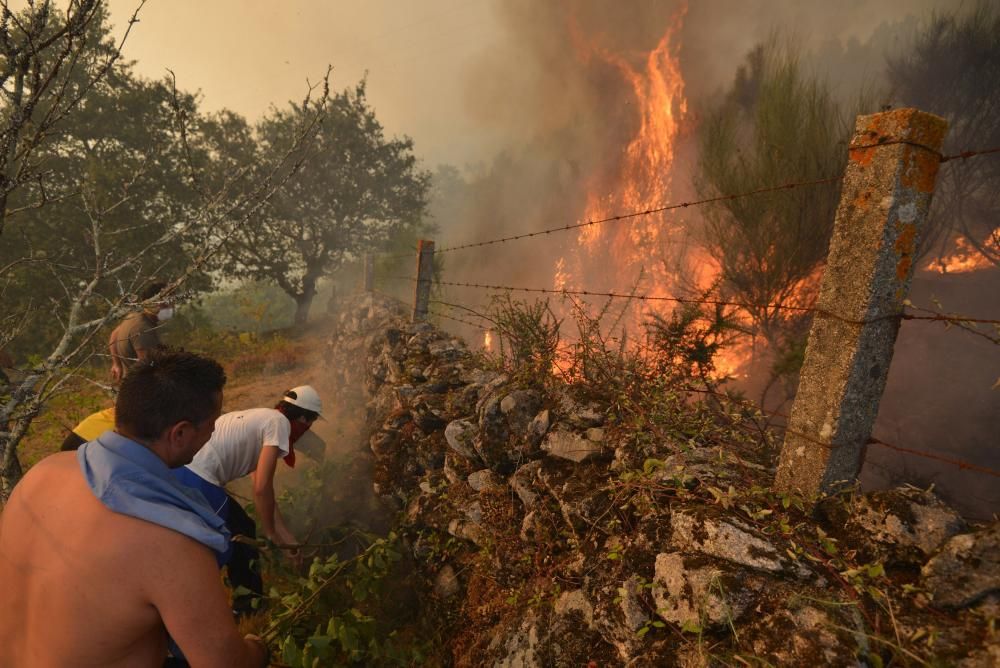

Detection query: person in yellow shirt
xmin=60 ymin=407 xmax=115 ymax=451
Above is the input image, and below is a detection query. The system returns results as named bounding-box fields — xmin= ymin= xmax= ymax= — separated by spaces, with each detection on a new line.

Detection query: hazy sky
xmin=96 ymin=0 xmax=961 ymax=169
xmin=104 ymin=0 xmax=505 ymax=167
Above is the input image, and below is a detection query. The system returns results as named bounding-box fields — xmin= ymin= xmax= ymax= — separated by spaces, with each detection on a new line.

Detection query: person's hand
xmin=243 ymin=634 xmax=270 ymax=667
xmin=283 ymin=544 xmax=303 ymax=570
xmin=110 ymin=363 xmax=122 ymax=382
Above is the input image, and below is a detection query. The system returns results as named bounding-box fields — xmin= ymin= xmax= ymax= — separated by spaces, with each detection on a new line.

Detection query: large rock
xmin=541 ymin=429 xmax=605 ymax=463
xmin=653 ymin=553 xmax=758 ymax=628
xmin=434 ymin=564 xmax=461 ymax=599
xmin=444 ymin=450 xmax=476 ymax=486
xmin=444 ymin=419 xmax=479 ymax=461
xmin=427 ymin=337 xmax=466 ymax=360
xmin=511 ymin=461 xmax=543 ymax=507
xmin=468 ymin=469 xmax=501 ymax=492
xmin=527 ymin=410 xmax=551 ymax=448
xmin=554 ymin=590 xmax=595 ymax=630
xmin=476 ymin=395 xmax=511 ymax=467
xmin=816 ymin=487 xmax=967 ymax=566
xmin=921 ymin=522 xmax=1000 ymax=608
xmin=489 ymin=612 xmax=544 ymax=668
xmin=671 ymin=512 xmax=805 ymax=576
xmin=448 ymin=517 xmax=486 ymax=547
xmin=746 ymin=605 xmax=861 ymax=666
xmin=617 ymin=575 xmax=649 ymax=633
xmin=558 ymin=394 xmax=606 ymax=428
xmin=500 ymin=389 xmax=543 ymax=434
xmin=589 ymin=574 xmax=651 ymax=662
xmin=411 ymin=400 xmax=447 ymax=432
xmin=368 ymin=430 xmax=399 ymax=458
xmin=449 ymin=382 xmax=483 ymax=417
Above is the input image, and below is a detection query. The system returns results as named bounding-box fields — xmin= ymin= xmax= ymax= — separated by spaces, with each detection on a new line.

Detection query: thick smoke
xmin=424 ymin=0 xmax=996 ymax=518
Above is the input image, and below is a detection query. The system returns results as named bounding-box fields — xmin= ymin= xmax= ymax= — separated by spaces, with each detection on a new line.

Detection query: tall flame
xmin=558 ymin=7 xmax=693 ymax=294
xmin=553 ymin=4 xmax=748 ymax=378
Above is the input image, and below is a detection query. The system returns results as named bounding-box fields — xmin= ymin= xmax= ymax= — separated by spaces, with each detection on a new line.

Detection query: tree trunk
xmin=292 ymin=273 xmax=318 ymax=326
xmin=0 ymin=441 xmax=23 ymax=503
xmin=293 ymin=294 xmax=313 ymax=326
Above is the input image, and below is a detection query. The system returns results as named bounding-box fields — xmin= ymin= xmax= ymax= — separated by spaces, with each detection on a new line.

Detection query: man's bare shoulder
xmin=8 ymin=450 xmax=77 ymax=499
xmin=1 ymin=455 xmax=222 ymax=667
xmin=10 ymin=452 xmax=213 ymax=557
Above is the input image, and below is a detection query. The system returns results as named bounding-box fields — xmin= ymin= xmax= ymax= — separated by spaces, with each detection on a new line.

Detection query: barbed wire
xmin=682 ymin=383 xmax=1000 ymax=478
xmin=901 ymin=308 xmax=1000 ymax=345
xmin=417 ymin=292 xmax=999 ymax=479
xmin=378 ymin=176 xmax=842 ymax=260
xmin=939 ymin=146 xmax=1000 ymax=163
xmin=387 ymin=275 xmax=1000 ymax=334
xmin=429 ymin=299 xmax=494 ymax=322
xmin=373 ymin=144 xmax=1000 ymax=265
xmin=377 ymin=146 xmax=998 ymax=263
xmin=427 ymin=308 xmax=490 ymax=331
xmin=866 ymin=437 xmax=1000 ymax=478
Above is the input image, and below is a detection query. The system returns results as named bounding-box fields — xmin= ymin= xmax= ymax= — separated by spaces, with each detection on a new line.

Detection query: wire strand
xmin=940 ymin=146 xmax=1000 ymax=163
xmin=391 ymin=275 xmax=1000 ymax=329
xmin=378 ymin=175 xmax=842 ymax=260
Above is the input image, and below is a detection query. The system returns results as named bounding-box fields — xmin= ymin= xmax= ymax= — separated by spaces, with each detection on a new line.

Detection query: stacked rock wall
xmin=327 ymin=294 xmax=999 ymax=667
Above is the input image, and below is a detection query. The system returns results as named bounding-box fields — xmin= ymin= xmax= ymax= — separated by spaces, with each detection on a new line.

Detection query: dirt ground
xmin=11 ymin=317 xmax=388 ymax=535
xmin=214 ymin=323 xmax=389 ymax=536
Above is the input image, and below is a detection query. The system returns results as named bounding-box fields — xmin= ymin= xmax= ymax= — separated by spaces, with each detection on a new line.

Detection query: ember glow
xmin=925 ymin=232 xmax=999 ymax=274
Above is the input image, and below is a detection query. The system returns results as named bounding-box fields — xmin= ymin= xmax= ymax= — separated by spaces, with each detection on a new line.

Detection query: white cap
xmin=282 ymin=385 xmax=323 ymax=415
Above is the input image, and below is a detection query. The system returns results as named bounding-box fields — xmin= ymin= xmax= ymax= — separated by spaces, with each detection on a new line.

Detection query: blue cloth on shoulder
xmin=77 ymin=430 xmax=230 ymax=556
xmin=171 ymin=466 xmax=235 ymax=565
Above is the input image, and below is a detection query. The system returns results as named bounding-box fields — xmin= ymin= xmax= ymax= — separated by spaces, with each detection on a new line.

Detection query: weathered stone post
xmin=412 ymin=239 xmax=435 ymax=322
xmin=363 ymin=253 xmax=374 ymax=293
xmin=774 ymin=108 xmax=947 ymax=498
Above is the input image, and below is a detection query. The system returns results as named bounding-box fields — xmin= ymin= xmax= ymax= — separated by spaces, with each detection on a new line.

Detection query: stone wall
xmin=326 ymin=293 xmax=999 ymax=667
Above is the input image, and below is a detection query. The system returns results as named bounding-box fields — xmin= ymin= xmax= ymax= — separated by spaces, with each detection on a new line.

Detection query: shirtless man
xmin=0 ymin=350 xmax=267 ymax=667
xmin=109 ymin=282 xmax=173 ymax=383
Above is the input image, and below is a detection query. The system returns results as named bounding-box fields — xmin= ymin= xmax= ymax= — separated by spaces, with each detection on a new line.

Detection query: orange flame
xmin=924 ymin=231 xmax=999 ymax=274
xmin=483 ymin=330 xmax=493 ymax=351
xmin=553 ymin=4 xmax=753 ymax=379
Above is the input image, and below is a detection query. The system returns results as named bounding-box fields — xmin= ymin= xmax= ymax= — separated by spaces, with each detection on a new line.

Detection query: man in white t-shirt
xmin=173 ymin=385 xmax=322 ymax=615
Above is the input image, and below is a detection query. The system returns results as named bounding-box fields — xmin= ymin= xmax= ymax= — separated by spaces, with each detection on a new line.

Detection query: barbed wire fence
xmin=361 ymin=131 xmax=1000 ymax=497
xmin=419 ymin=291 xmax=1000 ymax=482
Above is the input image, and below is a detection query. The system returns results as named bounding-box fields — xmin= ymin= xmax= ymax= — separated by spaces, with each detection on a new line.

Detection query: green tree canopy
xmin=0 ymin=4 xmax=216 ymax=356
xmin=216 ymin=80 xmax=431 ymax=325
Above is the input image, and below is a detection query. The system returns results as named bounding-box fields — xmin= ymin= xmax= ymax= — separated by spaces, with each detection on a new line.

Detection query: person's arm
xmin=59 ymin=431 xmax=86 ymax=452
xmin=132 ymin=323 xmax=160 ymax=361
xmin=147 ymin=533 xmax=268 ymax=667
xmin=252 ymin=445 xmax=298 ymax=548
xmin=108 ymin=330 xmax=124 ymax=382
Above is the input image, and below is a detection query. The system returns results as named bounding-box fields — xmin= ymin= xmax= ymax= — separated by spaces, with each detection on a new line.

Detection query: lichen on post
xmin=774 ymin=108 xmax=948 ymax=499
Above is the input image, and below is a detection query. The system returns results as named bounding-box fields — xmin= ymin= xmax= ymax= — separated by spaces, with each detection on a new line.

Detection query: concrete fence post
xmin=412 ymin=239 xmax=435 ymax=322
xmin=363 ymin=254 xmax=374 ymax=293
xmin=774 ymin=108 xmax=948 ymax=498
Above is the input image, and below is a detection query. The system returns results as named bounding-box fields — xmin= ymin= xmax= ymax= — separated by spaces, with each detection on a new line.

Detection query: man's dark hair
xmin=116 ymin=349 xmax=226 ymax=441
xmin=275 ymin=400 xmax=318 ymax=423
xmin=138 ymin=281 xmax=168 ymax=302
